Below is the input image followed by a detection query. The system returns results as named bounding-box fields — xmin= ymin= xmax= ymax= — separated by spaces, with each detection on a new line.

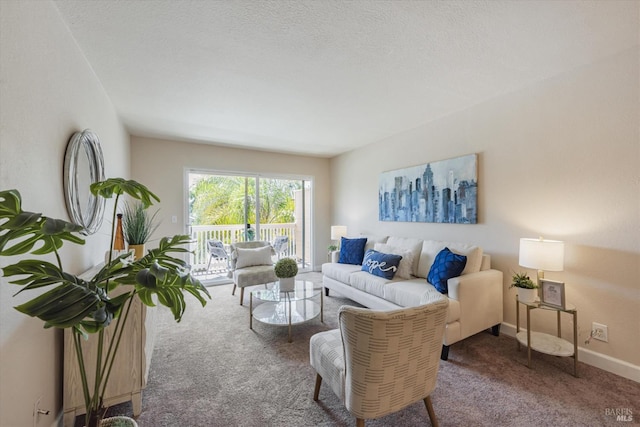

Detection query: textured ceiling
xmin=53 ymin=0 xmax=638 ymax=157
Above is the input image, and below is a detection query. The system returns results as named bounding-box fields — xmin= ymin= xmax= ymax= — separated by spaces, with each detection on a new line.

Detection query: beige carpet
xmin=99 ymin=272 xmax=639 ymax=426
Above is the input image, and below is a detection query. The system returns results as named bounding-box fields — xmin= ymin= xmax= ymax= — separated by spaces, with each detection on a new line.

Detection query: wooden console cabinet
xmin=63 ymin=264 xmax=157 ymax=426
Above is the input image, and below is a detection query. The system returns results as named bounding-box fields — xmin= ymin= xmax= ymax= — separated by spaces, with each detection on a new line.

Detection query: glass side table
xmin=516 ymin=296 xmax=578 ymax=377
xmin=250 ymin=280 xmax=323 ymax=342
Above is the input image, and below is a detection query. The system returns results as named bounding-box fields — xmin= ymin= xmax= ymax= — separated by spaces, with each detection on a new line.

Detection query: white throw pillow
xmin=385 ymin=236 xmax=423 ymax=276
xmin=361 ymin=234 xmax=389 ymax=252
xmin=235 ymin=246 xmax=273 ymax=269
xmin=417 ymin=240 xmax=483 ymax=277
xmin=447 ymin=243 xmax=483 ymax=275
xmin=374 ymin=243 xmax=415 ymax=280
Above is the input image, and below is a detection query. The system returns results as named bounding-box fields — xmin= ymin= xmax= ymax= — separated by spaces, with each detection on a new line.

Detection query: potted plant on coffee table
xmin=0 ymin=178 xmax=211 ymax=427
xmin=274 ymin=257 xmax=298 ymax=292
xmin=510 ymin=271 xmax=538 ymax=303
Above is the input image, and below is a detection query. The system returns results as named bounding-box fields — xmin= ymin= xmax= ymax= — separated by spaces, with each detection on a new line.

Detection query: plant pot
xmin=517 ymin=287 xmax=538 ymax=303
xmin=129 ymin=244 xmax=145 ymax=260
xmin=100 ymin=417 xmax=138 ymax=427
xmin=84 ymin=416 xmax=138 ymax=427
xmin=278 ymin=277 xmax=295 ymax=292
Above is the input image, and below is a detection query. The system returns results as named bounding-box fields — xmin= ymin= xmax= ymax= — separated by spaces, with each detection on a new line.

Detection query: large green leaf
xmin=0 ymin=233 xmax=41 ymax=256
xmin=74 ymin=233 xmax=211 ymax=324
xmin=0 ymin=190 xmax=84 ymax=256
xmin=2 ymin=259 xmax=134 ymax=332
xmin=3 ymin=260 xmax=108 ymax=329
xmin=2 ymin=211 xmax=41 ymax=229
xmin=90 ymin=178 xmax=160 ymax=208
xmin=110 ymin=235 xmax=210 ymax=321
xmin=77 ymin=232 xmax=211 ymax=322
xmin=3 ymin=260 xmax=72 ymax=290
xmin=0 ymin=189 xmax=21 ymax=218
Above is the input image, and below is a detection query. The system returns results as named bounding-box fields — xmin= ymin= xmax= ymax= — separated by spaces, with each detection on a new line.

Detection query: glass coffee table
xmin=250 ymin=280 xmax=323 ymax=342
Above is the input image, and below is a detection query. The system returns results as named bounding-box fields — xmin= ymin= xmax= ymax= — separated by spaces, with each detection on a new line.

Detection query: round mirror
xmin=63 ymin=129 xmax=106 ymax=235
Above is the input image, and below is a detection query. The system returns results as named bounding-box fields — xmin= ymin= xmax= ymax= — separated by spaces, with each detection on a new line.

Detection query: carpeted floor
xmin=102 ymin=272 xmax=639 ymax=426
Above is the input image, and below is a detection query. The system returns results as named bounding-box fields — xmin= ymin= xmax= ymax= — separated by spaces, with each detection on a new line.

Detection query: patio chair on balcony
xmin=206 ymin=239 xmax=229 ymax=272
xmin=272 ymin=235 xmax=289 ymax=259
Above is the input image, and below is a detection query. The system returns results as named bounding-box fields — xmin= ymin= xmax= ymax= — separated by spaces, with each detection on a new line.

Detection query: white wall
xmin=130 ymin=137 xmax=331 ymax=270
xmin=0 ymin=2 xmax=129 ymax=426
xmin=331 ymin=48 xmax=640 ymax=376
xmin=0 ymin=7 xmax=637 ymax=427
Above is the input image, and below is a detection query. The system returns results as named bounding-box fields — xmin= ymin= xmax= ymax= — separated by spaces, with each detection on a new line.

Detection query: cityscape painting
xmin=379 ymin=153 xmax=478 ymax=224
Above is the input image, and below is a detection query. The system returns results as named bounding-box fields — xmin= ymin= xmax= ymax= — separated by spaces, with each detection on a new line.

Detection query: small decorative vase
xmin=129 ymin=244 xmax=145 ymax=260
xmin=113 ymin=213 xmax=125 ymax=251
xmin=278 ymin=277 xmax=295 ymax=292
xmin=517 ymin=288 xmax=538 ymax=303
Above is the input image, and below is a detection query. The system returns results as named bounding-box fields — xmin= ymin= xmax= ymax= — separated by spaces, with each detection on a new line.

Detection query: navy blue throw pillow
xmin=338 ymin=237 xmax=368 ymax=265
xmin=361 ymin=249 xmax=403 ymax=280
xmin=427 ymin=247 xmax=467 ymax=293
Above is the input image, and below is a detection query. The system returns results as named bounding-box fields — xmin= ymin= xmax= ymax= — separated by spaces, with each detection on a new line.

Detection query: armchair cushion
xmin=234 ymin=246 xmax=273 ymax=269
xmin=309 ymin=329 xmax=345 ymax=401
xmin=233 ymin=264 xmax=277 ymax=287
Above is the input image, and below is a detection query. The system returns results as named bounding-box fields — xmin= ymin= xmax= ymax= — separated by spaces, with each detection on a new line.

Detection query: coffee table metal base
xmin=250 ymin=280 xmax=323 ymax=342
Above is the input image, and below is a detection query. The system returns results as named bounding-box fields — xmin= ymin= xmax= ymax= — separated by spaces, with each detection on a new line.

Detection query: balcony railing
xmin=189 ymin=223 xmax=296 ymax=274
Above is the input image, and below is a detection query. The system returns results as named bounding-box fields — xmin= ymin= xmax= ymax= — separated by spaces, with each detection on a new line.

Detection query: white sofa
xmin=321 ymin=235 xmax=503 ymax=360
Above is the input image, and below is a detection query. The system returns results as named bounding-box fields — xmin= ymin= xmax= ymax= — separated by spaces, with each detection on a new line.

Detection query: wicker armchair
xmin=310 ymin=296 xmax=449 ymax=426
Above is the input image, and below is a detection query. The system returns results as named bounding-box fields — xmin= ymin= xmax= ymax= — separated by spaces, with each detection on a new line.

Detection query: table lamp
xmin=331 ymin=225 xmax=347 ymax=248
xmin=518 ymin=237 xmax=565 ymax=286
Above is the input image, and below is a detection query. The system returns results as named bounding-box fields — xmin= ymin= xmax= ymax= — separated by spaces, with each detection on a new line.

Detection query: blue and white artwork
xmin=379 ymin=154 xmax=478 ymax=224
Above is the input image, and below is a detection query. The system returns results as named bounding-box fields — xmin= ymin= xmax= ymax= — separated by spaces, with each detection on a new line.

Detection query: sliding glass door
xmin=187 ymin=171 xmax=312 ymax=282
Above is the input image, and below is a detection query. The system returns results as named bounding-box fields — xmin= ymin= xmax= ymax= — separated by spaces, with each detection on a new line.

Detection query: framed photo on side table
xmin=540 ymin=279 xmax=566 ymax=309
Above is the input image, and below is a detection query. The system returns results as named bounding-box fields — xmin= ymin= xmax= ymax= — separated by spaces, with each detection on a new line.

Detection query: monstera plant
xmin=0 ymin=178 xmax=210 ymax=427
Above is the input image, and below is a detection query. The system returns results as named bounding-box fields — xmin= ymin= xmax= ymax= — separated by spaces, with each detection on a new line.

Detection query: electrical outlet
xmin=592 ymin=322 xmax=608 ymax=342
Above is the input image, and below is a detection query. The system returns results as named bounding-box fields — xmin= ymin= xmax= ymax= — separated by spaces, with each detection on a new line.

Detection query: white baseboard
xmin=501 ymin=322 xmax=640 ymax=383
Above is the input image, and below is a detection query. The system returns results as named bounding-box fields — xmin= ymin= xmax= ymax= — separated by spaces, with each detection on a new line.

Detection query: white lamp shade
xmin=519 ymin=238 xmax=565 ymax=271
xmin=331 ymin=225 xmax=347 ymax=240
